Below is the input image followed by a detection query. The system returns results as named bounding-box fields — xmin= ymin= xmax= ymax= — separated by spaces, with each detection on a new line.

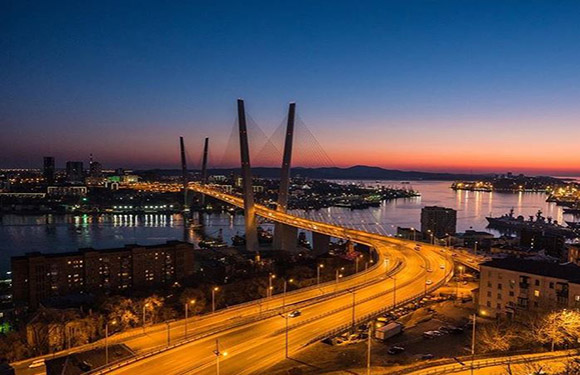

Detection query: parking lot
xmin=267 ymin=292 xmax=481 ymax=375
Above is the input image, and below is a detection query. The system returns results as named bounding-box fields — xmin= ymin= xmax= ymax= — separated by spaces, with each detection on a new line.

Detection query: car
xmin=462 ymin=281 xmax=468 ymax=285
xmin=439 ymin=326 xmax=452 ymax=334
xmin=426 ymin=268 xmax=433 ymax=272
xmin=421 ymin=353 xmax=435 ymax=360
xmin=376 ymin=316 xmax=389 ymax=323
xmin=29 ymin=359 xmax=45 ymax=369
xmin=440 ymin=264 xmax=446 ymax=269
xmin=78 ymin=360 xmax=92 ymax=372
xmin=449 ymin=326 xmax=464 ymax=334
xmin=425 ymin=279 xmax=433 ymax=285
xmin=452 ymin=253 xmax=458 ymax=257
xmin=387 ymin=346 xmax=405 ymax=355
xmin=357 ymin=323 xmax=369 ymax=332
xmin=423 ymin=331 xmax=437 ymax=339
xmin=288 ymin=310 xmax=301 ymax=318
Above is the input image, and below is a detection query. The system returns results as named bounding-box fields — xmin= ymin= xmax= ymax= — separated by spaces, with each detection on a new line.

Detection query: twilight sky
xmin=2 ymin=0 xmax=580 ymax=175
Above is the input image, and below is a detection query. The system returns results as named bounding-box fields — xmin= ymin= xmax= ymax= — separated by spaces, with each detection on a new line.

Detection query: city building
xmin=11 ymin=241 xmax=194 ymax=308
xmin=478 ymin=258 xmax=580 ymax=318
xmin=65 ymin=161 xmax=84 ymax=183
xmin=454 ymin=230 xmax=495 ymax=251
xmin=520 ymin=228 xmax=566 ymax=259
xmin=88 ymin=160 xmax=102 ymax=178
xmin=47 ymin=186 xmax=87 ymax=196
xmin=420 ymin=206 xmax=457 ymax=237
xmin=120 ymin=174 xmax=139 ymax=184
xmin=43 ymin=157 xmax=55 ymax=184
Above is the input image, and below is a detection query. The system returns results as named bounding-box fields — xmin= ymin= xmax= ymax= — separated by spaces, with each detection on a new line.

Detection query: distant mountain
xmin=137 ymin=165 xmax=493 ymax=181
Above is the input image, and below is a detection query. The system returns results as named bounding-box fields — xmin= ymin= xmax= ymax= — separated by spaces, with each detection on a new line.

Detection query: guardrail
xmin=83 ymin=186 xmax=457 ymax=374
xmin=272 ymin=260 xmax=407 ymax=336
xmin=303 ymin=269 xmax=454 ymax=346
xmin=84 ymin=248 xmax=388 ymax=374
xmin=384 ymin=349 xmax=579 ymax=375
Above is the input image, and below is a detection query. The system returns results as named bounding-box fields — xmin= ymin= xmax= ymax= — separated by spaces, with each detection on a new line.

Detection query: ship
xmin=486 ymin=209 xmax=577 ymax=238
xmin=564 ymin=207 xmax=580 ymax=215
xmin=198 ymin=238 xmax=227 ymax=249
xmin=230 ymin=226 xmax=273 ymax=246
xmin=199 ymin=229 xmax=228 ymax=249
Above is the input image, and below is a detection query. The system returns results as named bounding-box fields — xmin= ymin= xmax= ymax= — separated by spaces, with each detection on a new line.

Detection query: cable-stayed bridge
xmin=13 ymin=100 xmax=484 ymax=375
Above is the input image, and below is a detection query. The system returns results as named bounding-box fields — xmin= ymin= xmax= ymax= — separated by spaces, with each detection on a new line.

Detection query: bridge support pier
xmin=312 ymin=232 xmax=330 ymax=256
xmin=274 ymin=224 xmax=297 ymax=251
xmin=237 ymin=99 xmax=258 ymax=253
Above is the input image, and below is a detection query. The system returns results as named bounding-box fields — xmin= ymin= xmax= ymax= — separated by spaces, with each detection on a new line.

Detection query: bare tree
xmin=478 ymin=319 xmax=518 ymax=352
xmin=536 ymin=310 xmax=580 ymax=351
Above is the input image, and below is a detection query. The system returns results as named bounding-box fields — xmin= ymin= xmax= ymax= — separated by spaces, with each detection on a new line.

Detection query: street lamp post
xmin=350 ymin=290 xmax=356 ymax=331
xmin=317 ymin=264 xmax=324 ymax=286
xmin=335 ymin=267 xmax=344 ymax=290
xmin=364 ymin=261 xmax=369 ymax=282
xmin=471 ymin=313 xmax=476 ymax=375
xmin=268 ymin=273 xmax=276 ymax=298
xmin=213 ymin=338 xmax=228 ymax=375
xmin=105 ymin=320 xmax=116 ymax=365
xmin=212 ymin=287 xmax=219 ymax=313
xmin=284 ymin=311 xmax=290 ymax=359
xmin=386 ymin=275 xmax=397 ymax=308
xmin=366 ymin=324 xmax=372 ymax=375
xmin=283 ymin=278 xmax=293 ymax=310
xmin=185 ymin=299 xmax=196 ymax=339
xmin=142 ymin=302 xmax=150 ymax=332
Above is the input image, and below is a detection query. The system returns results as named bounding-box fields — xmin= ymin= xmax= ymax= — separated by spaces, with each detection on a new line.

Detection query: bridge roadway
xmin=97 ymin=185 xmax=480 ymax=375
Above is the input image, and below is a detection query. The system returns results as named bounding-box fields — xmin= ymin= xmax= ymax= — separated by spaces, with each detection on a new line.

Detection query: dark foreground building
xmin=420 ymin=206 xmax=457 ymax=237
xmin=12 ymin=241 xmax=194 ymax=308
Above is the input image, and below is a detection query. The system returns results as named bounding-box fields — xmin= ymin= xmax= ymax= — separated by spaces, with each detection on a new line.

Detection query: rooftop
xmin=12 ymin=240 xmax=191 ymax=260
xmin=481 ymin=257 xmax=580 ymax=283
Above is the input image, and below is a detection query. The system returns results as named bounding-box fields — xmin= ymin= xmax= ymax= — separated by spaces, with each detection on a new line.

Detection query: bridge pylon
xmin=237 ymin=99 xmax=259 ymax=253
xmin=274 ymin=102 xmax=297 ymax=251
xmin=201 ymin=137 xmax=209 ymax=206
xmin=179 ymin=136 xmax=190 ymax=216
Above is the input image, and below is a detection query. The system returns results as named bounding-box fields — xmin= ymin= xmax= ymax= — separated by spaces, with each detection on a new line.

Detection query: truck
xmin=374 ymin=322 xmax=403 ymax=341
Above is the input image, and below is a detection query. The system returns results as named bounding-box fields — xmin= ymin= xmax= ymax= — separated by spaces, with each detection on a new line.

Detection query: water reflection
xmin=0 ymin=180 xmax=577 ymax=273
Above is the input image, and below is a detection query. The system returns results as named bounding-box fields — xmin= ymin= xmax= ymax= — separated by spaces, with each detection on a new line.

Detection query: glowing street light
xmin=212 ymin=287 xmax=220 ymax=313
xmin=283 ymin=278 xmax=294 ymax=310
xmin=268 ymin=273 xmax=276 ymax=298
xmin=317 ymin=264 xmax=324 ymax=286
xmin=213 ymin=338 xmax=228 ymax=375
xmin=142 ymin=302 xmax=151 ymax=331
xmin=105 ymin=319 xmax=117 ymax=365
xmin=185 ymin=299 xmax=196 ymax=338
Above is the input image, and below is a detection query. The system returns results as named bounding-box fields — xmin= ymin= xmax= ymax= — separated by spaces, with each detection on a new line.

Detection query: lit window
xmin=534 ymin=290 xmax=540 ymax=297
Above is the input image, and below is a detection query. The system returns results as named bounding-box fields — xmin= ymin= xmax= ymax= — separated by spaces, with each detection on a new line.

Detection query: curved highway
xmin=91 ymin=185 xmax=479 ymax=375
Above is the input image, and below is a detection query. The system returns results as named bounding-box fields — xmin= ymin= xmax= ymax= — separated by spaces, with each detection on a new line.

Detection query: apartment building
xmin=479 ymin=258 xmax=580 ymax=318
xmin=12 ymin=241 xmax=194 ymax=308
